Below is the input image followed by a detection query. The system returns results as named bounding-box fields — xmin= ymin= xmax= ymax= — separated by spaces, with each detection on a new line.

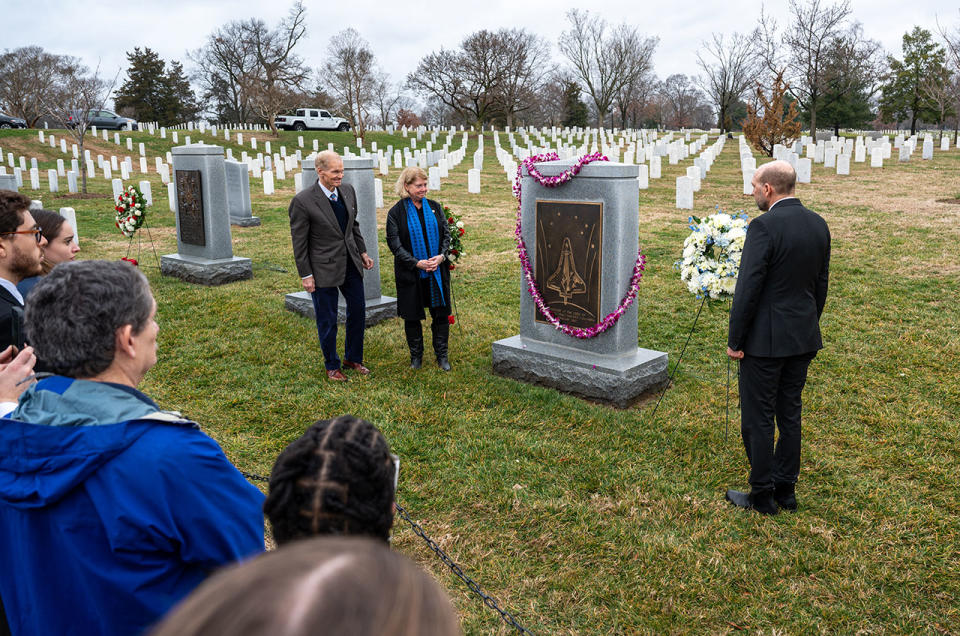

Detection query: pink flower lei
xmin=513 ymin=152 xmax=647 ymax=339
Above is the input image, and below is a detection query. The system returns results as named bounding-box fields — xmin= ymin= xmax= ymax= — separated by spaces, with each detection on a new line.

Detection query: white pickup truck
xmin=275 ymin=108 xmax=351 ymax=131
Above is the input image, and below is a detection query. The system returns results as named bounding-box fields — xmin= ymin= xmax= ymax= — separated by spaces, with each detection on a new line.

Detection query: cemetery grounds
xmin=0 ymin=126 xmax=957 ymax=634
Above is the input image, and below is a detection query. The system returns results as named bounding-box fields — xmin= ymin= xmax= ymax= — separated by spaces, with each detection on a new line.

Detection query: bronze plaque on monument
xmin=534 ymin=200 xmax=602 ymax=328
xmin=175 ymin=169 xmax=206 ymax=246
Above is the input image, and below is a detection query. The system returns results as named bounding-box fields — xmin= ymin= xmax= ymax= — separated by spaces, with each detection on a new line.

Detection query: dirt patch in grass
xmin=935 ymin=198 xmax=960 ymax=205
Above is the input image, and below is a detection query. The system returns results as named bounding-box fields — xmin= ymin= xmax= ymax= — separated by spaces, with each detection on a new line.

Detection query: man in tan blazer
xmin=289 ymin=151 xmax=373 ymax=381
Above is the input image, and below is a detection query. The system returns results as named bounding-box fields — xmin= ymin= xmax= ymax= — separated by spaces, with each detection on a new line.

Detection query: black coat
xmin=0 ymin=286 xmax=24 ymax=353
xmin=728 ymin=198 xmax=831 ymax=357
xmin=385 ymin=198 xmax=451 ymax=321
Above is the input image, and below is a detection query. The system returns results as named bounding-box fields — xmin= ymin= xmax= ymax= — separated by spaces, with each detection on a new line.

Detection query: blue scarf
xmin=404 ymin=198 xmax=445 ymax=306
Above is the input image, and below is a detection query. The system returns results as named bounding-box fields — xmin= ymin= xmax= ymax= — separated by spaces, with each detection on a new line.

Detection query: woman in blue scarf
xmin=386 ymin=167 xmax=453 ymax=371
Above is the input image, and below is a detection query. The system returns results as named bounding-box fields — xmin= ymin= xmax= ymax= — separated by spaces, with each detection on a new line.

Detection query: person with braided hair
xmin=264 ymin=415 xmax=396 ymax=544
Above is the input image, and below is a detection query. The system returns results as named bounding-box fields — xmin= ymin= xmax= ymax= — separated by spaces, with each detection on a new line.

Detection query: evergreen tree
xmin=114 ymin=48 xmax=169 ymax=122
xmin=743 ymin=71 xmax=802 ymax=157
xmin=165 ymin=61 xmax=200 ymax=123
xmin=880 ymin=27 xmax=948 ymax=134
xmin=562 ymin=81 xmax=588 ymax=128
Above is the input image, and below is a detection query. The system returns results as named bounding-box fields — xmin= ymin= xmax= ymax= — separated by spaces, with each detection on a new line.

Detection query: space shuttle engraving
xmin=546 ymin=237 xmax=586 ymax=304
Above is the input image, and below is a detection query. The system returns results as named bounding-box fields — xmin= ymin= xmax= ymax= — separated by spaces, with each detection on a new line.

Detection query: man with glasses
xmin=288 ymin=151 xmax=374 ymax=382
xmin=0 ymin=191 xmax=47 ymax=352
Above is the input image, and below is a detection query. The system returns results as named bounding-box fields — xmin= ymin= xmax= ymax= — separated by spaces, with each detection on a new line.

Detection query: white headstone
xmin=111 ymin=178 xmax=124 ymax=200
xmin=67 ymin=171 xmax=78 ymax=193
xmin=29 ymin=168 xmax=39 ymax=190
xmin=836 ymin=154 xmax=850 ymax=175
xmin=47 ymin=169 xmax=58 ymax=192
xmin=743 ymin=168 xmax=755 ymax=194
xmin=263 ymin=169 xmax=274 ymax=195
xmin=167 ymin=183 xmax=176 ymax=212
xmin=649 ymin=156 xmax=661 ymax=179
xmin=427 ymin=166 xmax=440 ymax=190
xmin=467 ymin=168 xmax=480 ymax=193
xmin=676 ymin=176 xmax=693 ymax=209
xmin=56 ymin=159 xmax=65 ymax=176
xmin=294 ymin=172 xmax=303 ymax=194
xmin=922 ymin=139 xmax=933 ymax=160
xmin=686 ymin=166 xmax=701 ymax=192
xmin=796 ymin=158 xmax=812 ymax=183
xmin=855 ymin=145 xmax=865 ymax=163
xmin=374 ymin=178 xmax=384 ymax=207
xmin=870 ymin=148 xmax=883 ymax=168
xmin=941 ymin=136 xmax=950 ymax=151
xmin=637 ymin=164 xmax=649 ymax=190
xmin=139 ymin=180 xmax=153 ymax=206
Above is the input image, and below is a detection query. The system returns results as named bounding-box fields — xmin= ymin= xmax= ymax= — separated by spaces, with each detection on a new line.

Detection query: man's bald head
xmin=315 ymin=150 xmax=341 ymax=172
xmin=755 ymin=160 xmax=796 ymax=196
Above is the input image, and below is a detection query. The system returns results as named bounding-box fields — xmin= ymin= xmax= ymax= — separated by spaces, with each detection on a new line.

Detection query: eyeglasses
xmin=1 ymin=227 xmax=43 ymax=243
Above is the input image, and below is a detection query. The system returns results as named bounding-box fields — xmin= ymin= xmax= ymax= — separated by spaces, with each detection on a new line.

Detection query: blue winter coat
xmin=0 ymin=376 xmax=265 ymax=636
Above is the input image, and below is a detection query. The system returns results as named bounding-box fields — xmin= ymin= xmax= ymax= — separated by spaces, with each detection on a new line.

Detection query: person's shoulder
xmin=292 ymin=184 xmax=317 ymax=205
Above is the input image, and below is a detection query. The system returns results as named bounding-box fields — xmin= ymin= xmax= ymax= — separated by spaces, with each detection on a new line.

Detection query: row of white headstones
xmin=737 ymin=132 xmax=955 ymax=199
xmin=0 ymin=125 xmax=477 ymax=210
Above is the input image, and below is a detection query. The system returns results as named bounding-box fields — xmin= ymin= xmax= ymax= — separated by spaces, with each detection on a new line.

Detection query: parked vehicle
xmin=275 ymin=108 xmax=350 ymax=131
xmin=67 ymin=110 xmax=138 ymax=130
xmin=0 ymin=113 xmax=27 ymax=129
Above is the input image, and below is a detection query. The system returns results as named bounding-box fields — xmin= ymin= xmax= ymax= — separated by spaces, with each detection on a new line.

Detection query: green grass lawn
xmin=2 ymin=126 xmax=958 ymax=635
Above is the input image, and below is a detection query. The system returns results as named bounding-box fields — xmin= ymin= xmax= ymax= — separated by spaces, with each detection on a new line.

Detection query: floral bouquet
xmin=676 ymin=207 xmax=749 ymax=300
xmin=444 ymin=205 xmax=465 ymax=271
xmin=115 ymin=185 xmax=147 ymax=238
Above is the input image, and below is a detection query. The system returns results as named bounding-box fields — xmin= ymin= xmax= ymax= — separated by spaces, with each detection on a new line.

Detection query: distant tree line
xmin=1 ymin=1 xmax=959 ymax=137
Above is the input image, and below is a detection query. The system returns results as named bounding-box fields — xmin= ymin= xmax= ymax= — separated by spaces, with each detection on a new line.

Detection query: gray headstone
xmin=0 ymin=174 xmax=17 ymax=192
xmin=225 ymin=160 xmax=260 ymax=227
xmin=491 ymin=158 xmax=668 ymax=407
xmin=286 ymin=156 xmax=396 ymax=325
xmin=161 ymin=144 xmax=252 ymax=285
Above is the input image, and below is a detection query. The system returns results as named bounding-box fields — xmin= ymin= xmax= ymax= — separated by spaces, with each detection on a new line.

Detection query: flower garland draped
xmin=513 ymin=152 xmax=647 ymax=339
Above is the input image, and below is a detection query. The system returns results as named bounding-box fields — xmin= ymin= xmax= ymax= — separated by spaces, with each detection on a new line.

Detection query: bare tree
xmin=937 ymin=11 xmax=960 ymax=141
xmin=189 ymin=21 xmax=257 ymax=123
xmin=0 ymin=47 xmax=82 ymax=128
xmin=559 ymin=10 xmax=658 ymax=128
xmin=40 ymin=63 xmax=119 ymax=194
xmin=490 ymin=29 xmax=552 ymax=127
xmin=756 ymin=0 xmax=880 ymax=137
xmin=696 ymin=32 xmax=758 ymax=132
xmin=372 ymin=72 xmax=410 ymax=130
xmin=240 ymin=1 xmax=309 ymax=135
xmin=323 ymin=28 xmax=378 ymax=138
xmin=660 ymin=74 xmax=708 ymax=128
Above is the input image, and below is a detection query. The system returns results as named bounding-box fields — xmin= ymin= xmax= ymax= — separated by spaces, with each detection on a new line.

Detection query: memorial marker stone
xmin=161 ymin=144 xmax=253 ymax=285
xmin=491 ymin=158 xmax=667 ymax=407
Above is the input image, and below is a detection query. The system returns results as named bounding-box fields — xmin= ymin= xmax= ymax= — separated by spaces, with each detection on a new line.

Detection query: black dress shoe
xmin=410 ymin=355 xmax=422 ymax=369
xmin=436 ymin=356 xmax=451 ymax=372
xmin=725 ymin=489 xmax=778 ymax=515
xmin=774 ymin=483 xmax=798 ymax=512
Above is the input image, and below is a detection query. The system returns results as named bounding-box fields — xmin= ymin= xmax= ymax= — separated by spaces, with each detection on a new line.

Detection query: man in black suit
xmin=725 ymin=160 xmax=831 ymax=515
xmin=0 ymin=191 xmax=47 ymax=353
xmin=289 ymin=152 xmax=374 ymax=382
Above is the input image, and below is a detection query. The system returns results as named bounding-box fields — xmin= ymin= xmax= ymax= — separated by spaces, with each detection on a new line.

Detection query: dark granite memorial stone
xmin=175 ymin=169 xmax=206 ymax=246
xmin=534 ymin=200 xmax=602 ymax=329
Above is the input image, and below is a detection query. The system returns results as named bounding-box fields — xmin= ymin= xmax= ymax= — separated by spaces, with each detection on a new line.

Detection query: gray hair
xmin=26 ymin=260 xmax=154 ymax=378
xmin=394 ymin=166 xmax=428 ymax=198
xmin=315 ymin=150 xmax=341 ymax=172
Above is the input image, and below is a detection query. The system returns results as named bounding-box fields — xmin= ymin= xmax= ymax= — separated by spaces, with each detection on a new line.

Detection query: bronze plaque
xmin=175 ymin=169 xmax=206 ymax=246
xmin=534 ymin=200 xmax=602 ymax=328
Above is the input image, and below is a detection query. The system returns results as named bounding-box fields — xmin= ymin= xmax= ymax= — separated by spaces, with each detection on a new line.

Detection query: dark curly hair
xmin=264 ymin=415 xmax=396 ymax=545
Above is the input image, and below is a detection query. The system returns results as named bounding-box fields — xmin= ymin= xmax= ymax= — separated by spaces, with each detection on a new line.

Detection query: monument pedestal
xmin=284 ymin=291 xmax=397 ymax=327
xmin=163 ymin=144 xmax=253 ymax=286
xmin=161 ymin=254 xmax=252 ymax=286
xmin=492 ymin=335 xmax=667 ymax=408
xmin=491 ymin=157 xmax=668 ymax=408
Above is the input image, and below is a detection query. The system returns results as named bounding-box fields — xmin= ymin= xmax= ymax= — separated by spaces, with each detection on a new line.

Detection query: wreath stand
xmin=645 ymin=296 xmax=740 ymax=441
xmin=124 ymin=220 xmax=162 ymax=270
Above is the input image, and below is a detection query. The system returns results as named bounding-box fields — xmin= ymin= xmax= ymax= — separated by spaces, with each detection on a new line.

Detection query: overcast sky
xmin=6 ymin=0 xmax=955 ymax=107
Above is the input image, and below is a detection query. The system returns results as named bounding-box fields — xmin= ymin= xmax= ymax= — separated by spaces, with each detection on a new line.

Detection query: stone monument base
xmin=230 ymin=216 xmax=261 ymax=227
xmin=284 ymin=291 xmax=397 ymax=327
xmin=492 ymin=335 xmax=668 ymax=408
xmin=161 ymin=254 xmax=253 ymax=286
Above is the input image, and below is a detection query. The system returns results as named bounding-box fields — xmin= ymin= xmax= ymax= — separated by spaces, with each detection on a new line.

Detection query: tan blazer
xmin=288 ymin=182 xmax=367 ymax=287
